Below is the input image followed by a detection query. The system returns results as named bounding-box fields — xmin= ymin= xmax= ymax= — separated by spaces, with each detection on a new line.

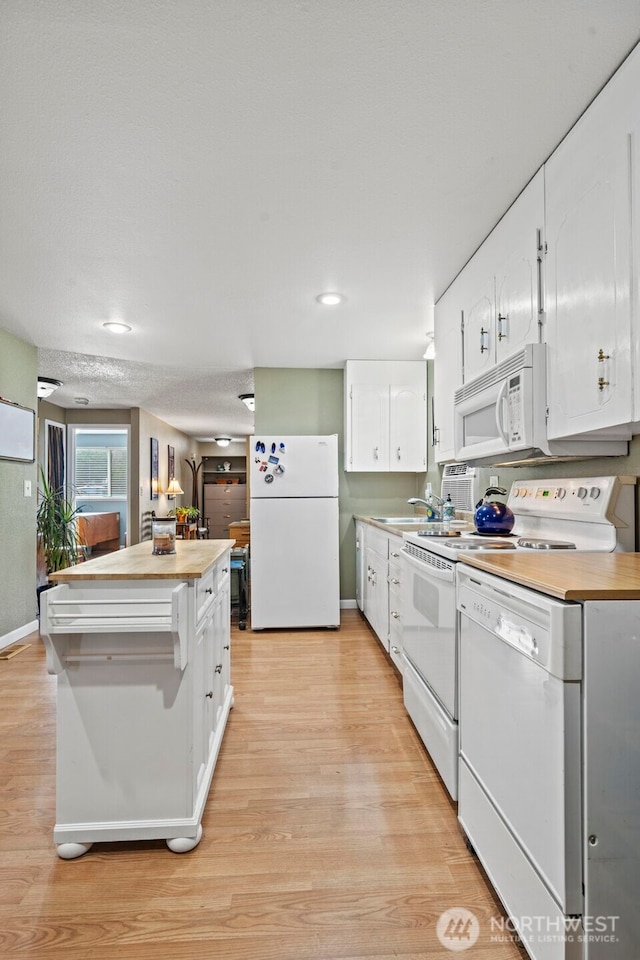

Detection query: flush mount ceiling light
xmin=215 ymin=437 xmax=232 ymax=447
xmin=238 ymin=393 xmax=255 ymax=411
xmin=37 ymin=376 xmax=63 ymax=398
xmin=74 ymin=397 xmax=90 ymax=405
xmin=423 ymin=332 xmax=436 ymax=360
xmin=315 ymin=292 xmax=346 ymax=306
xmin=102 ymin=321 xmax=132 ymax=334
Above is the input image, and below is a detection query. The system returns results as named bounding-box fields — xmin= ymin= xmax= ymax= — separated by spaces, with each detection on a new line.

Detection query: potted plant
xmin=184 ymin=506 xmax=200 ymax=523
xmin=175 ymin=506 xmax=188 ymax=523
xmin=36 ymin=469 xmax=83 ymax=576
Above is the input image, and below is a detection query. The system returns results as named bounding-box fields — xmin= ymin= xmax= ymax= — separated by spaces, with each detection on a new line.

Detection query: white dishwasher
xmin=457 ymin=563 xmax=640 ymax=960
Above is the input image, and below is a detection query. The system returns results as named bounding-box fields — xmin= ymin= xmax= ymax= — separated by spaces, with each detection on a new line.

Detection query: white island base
xmin=40 ymin=540 xmax=234 ymax=859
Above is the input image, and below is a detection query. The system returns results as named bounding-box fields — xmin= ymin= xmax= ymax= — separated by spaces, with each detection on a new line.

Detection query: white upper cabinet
xmin=462 ymin=169 xmax=544 ymax=383
xmin=433 ymin=274 xmax=464 ymax=463
xmin=545 ymin=50 xmax=637 ymax=440
xmin=433 ymin=169 xmax=543 ymax=462
xmin=345 ymin=360 xmax=427 ymax=471
xmin=434 ymin=44 xmax=640 ymax=456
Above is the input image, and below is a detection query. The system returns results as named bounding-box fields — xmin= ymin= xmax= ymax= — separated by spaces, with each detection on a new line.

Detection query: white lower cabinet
xmin=355 ymin=520 xmax=365 ymax=611
xmin=362 ymin=523 xmax=404 ymax=668
xmin=40 ymin=550 xmax=233 ymax=859
xmin=388 ymin=551 xmax=404 ymax=674
xmin=364 ymin=537 xmax=389 ymax=651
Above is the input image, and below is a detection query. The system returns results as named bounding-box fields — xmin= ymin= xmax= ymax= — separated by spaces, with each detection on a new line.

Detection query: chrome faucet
xmin=407 ymin=495 xmax=444 ymax=519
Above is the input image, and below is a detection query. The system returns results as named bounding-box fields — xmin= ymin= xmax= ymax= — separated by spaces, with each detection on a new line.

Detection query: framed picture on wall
xmin=150 ymin=437 xmax=159 ymax=500
xmin=0 ymin=398 xmax=35 ymax=462
xmin=168 ymin=444 xmax=175 ymax=483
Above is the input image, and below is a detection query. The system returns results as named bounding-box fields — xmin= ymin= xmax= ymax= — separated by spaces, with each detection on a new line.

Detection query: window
xmin=75 ymin=445 xmax=127 ymax=498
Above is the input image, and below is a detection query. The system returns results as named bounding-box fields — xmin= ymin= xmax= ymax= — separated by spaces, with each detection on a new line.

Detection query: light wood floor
xmin=0 ymin=611 xmax=527 ymax=959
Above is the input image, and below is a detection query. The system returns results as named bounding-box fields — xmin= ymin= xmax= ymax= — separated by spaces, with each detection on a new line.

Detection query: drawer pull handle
xmin=215 ymin=664 xmax=223 ymax=674
xmin=205 ymin=691 xmax=213 ymax=699
xmin=205 ymin=587 xmax=213 ymax=595
xmin=224 ymin=644 xmax=230 ymax=650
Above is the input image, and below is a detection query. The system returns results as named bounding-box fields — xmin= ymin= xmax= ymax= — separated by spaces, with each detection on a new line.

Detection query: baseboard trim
xmin=1 ymin=619 xmax=39 ymax=651
xmin=340 ymin=599 xmax=358 ymax=609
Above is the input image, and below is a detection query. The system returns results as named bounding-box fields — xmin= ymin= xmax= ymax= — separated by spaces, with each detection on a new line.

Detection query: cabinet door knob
xmin=215 ymin=664 xmax=223 ymax=674
xmin=205 ymin=691 xmax=213 ymax=699
xmin=224 ymin=644 xmax=230 ymax=650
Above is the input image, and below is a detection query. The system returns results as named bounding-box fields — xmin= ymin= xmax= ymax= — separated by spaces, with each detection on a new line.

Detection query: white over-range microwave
xmin=453 ymin=343 xmax=628 ymax=467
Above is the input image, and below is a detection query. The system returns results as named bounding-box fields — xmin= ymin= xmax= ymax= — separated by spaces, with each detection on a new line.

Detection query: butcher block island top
xmin=460 ymin=551 xmax=640 ymax=601
xmin=49 ymin=538 xmax=235 ymax=581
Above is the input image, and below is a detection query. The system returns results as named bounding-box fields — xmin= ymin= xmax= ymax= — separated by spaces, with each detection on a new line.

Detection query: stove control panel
xmin=507 ymin=476 xmax=634 ymax=526
xmin=512 ymin=482 xmax=604 ymax=502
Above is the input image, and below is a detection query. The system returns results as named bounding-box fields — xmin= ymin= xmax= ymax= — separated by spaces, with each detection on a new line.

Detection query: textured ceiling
xmin=2 ymin=1 xmax=640 ymax=438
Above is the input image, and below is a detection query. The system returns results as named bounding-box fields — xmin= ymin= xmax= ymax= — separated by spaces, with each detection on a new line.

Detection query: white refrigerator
xmin=250 ymin=434 xmax=340 ymax=629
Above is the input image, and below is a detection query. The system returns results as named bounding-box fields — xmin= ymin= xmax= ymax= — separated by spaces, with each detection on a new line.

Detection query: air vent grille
xmin=454 ymin=344 xmax=540 ymax=403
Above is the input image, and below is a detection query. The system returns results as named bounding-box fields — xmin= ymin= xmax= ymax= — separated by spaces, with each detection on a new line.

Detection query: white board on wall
xmin=0 ymin=398 xmax=35 ymax=462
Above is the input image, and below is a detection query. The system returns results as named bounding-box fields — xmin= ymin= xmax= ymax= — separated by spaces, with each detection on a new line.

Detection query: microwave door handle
xmin=495 ymin=380 xmax=509 ymax=446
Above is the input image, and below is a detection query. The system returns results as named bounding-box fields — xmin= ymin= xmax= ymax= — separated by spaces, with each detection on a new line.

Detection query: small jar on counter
xmin=152 ymin=517 xmax=177 ymax=555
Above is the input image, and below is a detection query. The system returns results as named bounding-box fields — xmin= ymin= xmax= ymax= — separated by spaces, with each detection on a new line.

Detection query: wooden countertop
xmin=460 ymin=552 xmax=640 ymax=600
xmin=49 ymin=539 xmax=235 ymax=582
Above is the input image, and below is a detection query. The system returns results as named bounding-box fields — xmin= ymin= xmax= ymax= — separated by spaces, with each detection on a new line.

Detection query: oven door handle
xmin=401 ymin=548 xmax=455 ymax=582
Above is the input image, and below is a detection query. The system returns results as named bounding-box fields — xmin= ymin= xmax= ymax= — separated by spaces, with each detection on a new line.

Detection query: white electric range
xmin=399 ymin=476 xmax=636 ymax=801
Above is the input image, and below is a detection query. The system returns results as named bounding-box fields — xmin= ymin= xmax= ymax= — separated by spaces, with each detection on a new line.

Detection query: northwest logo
xmin=436 ymin=907 xmax=480 ymax=951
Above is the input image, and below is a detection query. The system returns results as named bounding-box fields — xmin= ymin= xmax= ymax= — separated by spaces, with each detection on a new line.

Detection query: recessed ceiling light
xmin=37 ymin=376 xmax=63 ymax=398
xmin=315 ymin=292 xmax=346 ymax=306
xmin=74 ymin=397 xmax=90 ymax=405
xmin=238 ymin=393 xmax=255 ymax=411
xmin=102 ymin=321 xmax=132 ymax=333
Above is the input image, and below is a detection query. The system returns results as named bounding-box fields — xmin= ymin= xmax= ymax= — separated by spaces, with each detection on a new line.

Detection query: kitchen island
xmin=40 ymin=539 xmax=234 ymax=859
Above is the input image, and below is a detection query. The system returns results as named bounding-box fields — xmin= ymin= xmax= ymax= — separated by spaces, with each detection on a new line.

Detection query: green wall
xmin=254 ymin=367 xmax=427 ymax=601
xmin=0 ymin=329 xmax=38 ymax=638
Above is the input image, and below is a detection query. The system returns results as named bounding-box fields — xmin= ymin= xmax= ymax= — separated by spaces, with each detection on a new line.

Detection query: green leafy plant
xmin=36 ymin=469 xmax=83 ymax=573
xmin=184 ymin=506 xmax=200 ymax=522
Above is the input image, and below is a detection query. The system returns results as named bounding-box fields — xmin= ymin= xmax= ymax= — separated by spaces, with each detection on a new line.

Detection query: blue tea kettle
xmin=474 ymin=486 xmax=515 ymax=536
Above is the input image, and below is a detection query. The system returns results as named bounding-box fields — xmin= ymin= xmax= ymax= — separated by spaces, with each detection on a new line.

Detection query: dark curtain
xmin=47 ymin=424 xmax=65 ymax=494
